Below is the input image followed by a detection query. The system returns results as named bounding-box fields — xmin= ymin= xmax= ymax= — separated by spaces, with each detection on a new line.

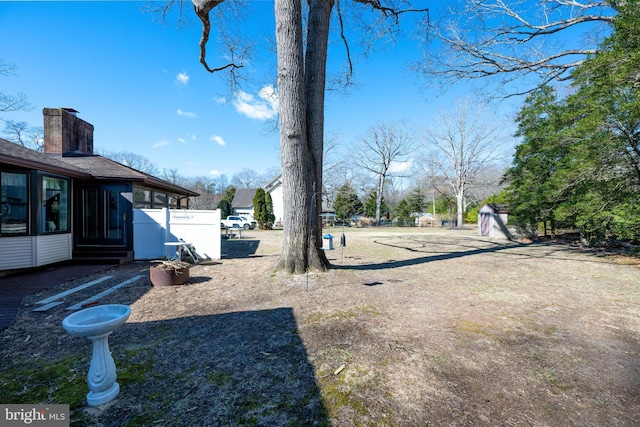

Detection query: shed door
xmin=480 ymin=212 xmax=491 ymax=237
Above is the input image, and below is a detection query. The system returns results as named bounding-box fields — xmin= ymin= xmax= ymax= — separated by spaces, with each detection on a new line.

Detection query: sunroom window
xmin=42 ymin=176 xmax=69 ymax=232
xmin=0 ymin=172 xmax=28 ymax=235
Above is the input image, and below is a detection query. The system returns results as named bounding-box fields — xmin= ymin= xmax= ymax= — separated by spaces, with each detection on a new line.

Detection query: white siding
xmin=269 ymin=184 xmax=284 ymax=227
xmin=36 ymin=234 xmax=72 ymax=266
xmin=0 ymin=234 xmax=72 ymax=270
xmin=0 ymin=236 xmax=35 ymax=270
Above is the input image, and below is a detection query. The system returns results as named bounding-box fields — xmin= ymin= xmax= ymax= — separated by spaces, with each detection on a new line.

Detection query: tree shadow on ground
xmin=333 ymin=234 xmax=616 ymax=271
xmin=221 ymin=237 xmax=261 ymax=259
xmin=77 ymin=308 xmax=329 ymax=426
xmin=335 ymin=239 xmax=522 ymax=270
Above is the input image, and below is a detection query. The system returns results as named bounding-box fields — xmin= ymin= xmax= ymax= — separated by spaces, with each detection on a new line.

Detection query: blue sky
xmin=1 ymin=1 xmax=508 ymax=180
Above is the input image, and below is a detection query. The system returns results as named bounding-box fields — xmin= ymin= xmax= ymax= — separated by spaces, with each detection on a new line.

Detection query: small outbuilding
xmin=478 ymin=203 xmax=512 ymax=240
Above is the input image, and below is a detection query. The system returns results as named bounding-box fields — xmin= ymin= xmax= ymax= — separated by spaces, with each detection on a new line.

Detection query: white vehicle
xmin=240 ymin=216 xmax=258 ymax=230
xmin=221 ymin=215 xmax=254 ymax=230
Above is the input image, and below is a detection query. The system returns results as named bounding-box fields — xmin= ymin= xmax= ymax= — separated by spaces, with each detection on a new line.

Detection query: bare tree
xmin=183 ymin=176 xmax=218 ymax=209
xmin=99 ymin=150 xmax=160 ymax=176
xmin=0 ymin=59 xmax=32 ymax=114
xmin=258 ymin=167 xmax=282 ymax=187
xmin=320 ymin=133 xmax=346 ymax=207
xmin=419 ymin=0 xmax=615 ymax=96
xmin=231 ymin=167 xmax=259 ymax=188
xmin=2 ymin=120 xmax=43 ymax=151
xmin=212 ymin=174 xmax=230 ymax=192
xmin=161 ymin=168 xmax=181 ymax=184
xmin=465 ymin=164 xmax=508 ymax=205
xmin=354 ymin=122 xmax=416 ymax=224
xmin=422 ymin=98 xmax=504 ymax=227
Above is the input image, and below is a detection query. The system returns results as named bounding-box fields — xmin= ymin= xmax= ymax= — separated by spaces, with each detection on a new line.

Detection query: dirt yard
xmin=1 ymin=227 xmax=639 ymax=426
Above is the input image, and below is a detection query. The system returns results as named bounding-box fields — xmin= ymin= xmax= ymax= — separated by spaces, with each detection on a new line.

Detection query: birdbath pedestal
xmin=62 ymin=304 xmax=131 ymax=406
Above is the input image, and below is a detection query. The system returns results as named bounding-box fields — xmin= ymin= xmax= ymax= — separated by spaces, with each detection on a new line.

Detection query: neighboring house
xmin=231 ymin=188 xmax=258 ymax=218
xmin=264 ymin=175 xmax=283 ymax=226
xmin=264 ymin=174 xmax=336 ymax=227
xmin=478 ymin=203 xmax=512 ymax=239
xmin=0 ymin=107 xmax=198 ymax=271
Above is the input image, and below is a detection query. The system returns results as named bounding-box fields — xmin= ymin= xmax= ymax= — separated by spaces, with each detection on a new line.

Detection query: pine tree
xmin=253 ymin=188 xmax=267 ymax=230
xmin=265 ymin=192 xmax=275 ymax=229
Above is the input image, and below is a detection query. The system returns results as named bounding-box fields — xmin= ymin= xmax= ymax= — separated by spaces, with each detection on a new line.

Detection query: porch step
xmin=72 ymin=250 xmax=134 ymax=265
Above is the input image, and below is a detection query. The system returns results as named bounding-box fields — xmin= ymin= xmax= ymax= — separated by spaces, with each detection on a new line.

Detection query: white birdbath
xmin=62 ymin=304 xmax=131 ymax=406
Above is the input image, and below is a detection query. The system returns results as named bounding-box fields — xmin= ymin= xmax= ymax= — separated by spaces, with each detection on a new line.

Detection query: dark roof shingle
xmin=0 ymin=139 xmax=198 ymax=197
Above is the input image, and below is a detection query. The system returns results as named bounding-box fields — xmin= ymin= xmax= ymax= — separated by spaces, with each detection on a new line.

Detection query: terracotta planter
xmin=150 ymin=264 xmax=190 ymax=286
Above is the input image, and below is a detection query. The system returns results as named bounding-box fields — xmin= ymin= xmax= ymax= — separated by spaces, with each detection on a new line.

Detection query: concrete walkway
xmin=0 ymin=263 xmax=112 ymax=330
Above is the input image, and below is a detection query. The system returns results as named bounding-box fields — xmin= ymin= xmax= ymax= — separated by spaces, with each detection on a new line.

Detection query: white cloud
xmin=177 ymin=137 xmax=186 ymax=144
xmin=153 ymin=139 xmax=170 ymax=148
xmin=389 ymin=159 xmax=414 ymax=173
xmin=210 ymin=134 xmax=226 ymax=146
xmin=177 ymin=109 xmax=198 ymax=119
xmin=232 ymin=85 xmax=279 ymax=121
xmin=187 ymin=133 xmax=197 ymax=141
xmin=176 ymin=72 xmax=189 ymax=85
xmin=209 ymin=169 xmax=224 ymax=176
xmin=215 ymin=96 xmax=228 ymax=105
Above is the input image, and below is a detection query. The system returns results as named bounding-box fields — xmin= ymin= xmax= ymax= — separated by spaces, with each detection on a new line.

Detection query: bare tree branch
xmin=0 ymin=58 xmax=33 ymax=114
xmin=192 ymin=0 xmax=245 ymax=74
xmin=0 ymin=58 xmax=17 ymax=77
xmin=352 ymin=0 xmax=428 ymax=17
xmin=336 ymin=0 xmax=354 ymax=86
xmin=419 ymin=0 xmax=615 ymax=96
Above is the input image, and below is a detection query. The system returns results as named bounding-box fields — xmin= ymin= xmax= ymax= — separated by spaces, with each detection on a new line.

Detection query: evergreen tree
xmin=505 ymin=85 xmax=565 ymax=238
xmin=217 ymin=199 xmax=232 ymax=219
xmin=253 ymin=188 xmax=268 ymax=230
xmin=407 ymin=187 xmax=425 ymax=213
xmin=265 ymin=192 xmax=275 ymax=228
xmin=333 ymin=184 xmax=362 ymax=221
xmin=223 ymin=186 xmax=236 ymax=205
xmin=364 ymin=192 xmax=387 ymax=220
xmin=395 ymin=199 xmax=414 ymax=227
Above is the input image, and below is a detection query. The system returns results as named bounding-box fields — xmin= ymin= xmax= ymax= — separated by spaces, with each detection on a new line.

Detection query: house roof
xmin=481 ymin=203 xmax=510 ymax=214
xmin=0 ymin=138 xmax=198 ymax=197
xmin=0 ymin=138 xmax=91 ymax=179
xmin=232 ymin=188 xmax=258 ymax=209
xmin=264 ymin=174 xmax=282 ymax=193
xmin=58 ymin=155 xmax=198 ymax=196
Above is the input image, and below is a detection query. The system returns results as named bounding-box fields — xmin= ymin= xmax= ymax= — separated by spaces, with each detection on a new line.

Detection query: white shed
xmin=478 ymin=204 xmax=512 ymax=239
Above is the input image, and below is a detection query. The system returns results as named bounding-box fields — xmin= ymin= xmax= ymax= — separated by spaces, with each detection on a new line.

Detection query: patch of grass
xmin=0 ymin=354 xmax=87 ymax=409
xmin=319 ymin=364 xmax=380 ymax=424
xmin=306 ymin=305 xmax=383 ymax=325
xmin=527 ymin=352 xmax=543 ymax=362
xmin=313 ymin=348 xmax=354 ymax=375
xmin=206 ymin=371 xmax=234 ymax=386
xmin=428 ymin=352 xmax=451 ymax=370
xmin=456 ymin=319 xmax=487 ymax=335
xmin=116 ymin=352 xmax=154 ymax=387
xmin=531 ymin=367 xmax=573 ymax=392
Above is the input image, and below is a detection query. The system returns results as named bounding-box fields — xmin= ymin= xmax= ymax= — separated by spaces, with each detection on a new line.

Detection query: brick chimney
xmin=43 ymin=108 xmax=94 ymax=156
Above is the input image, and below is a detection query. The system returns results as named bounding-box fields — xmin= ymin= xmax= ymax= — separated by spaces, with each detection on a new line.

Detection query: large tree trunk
xmin=304 ymin=0 xmax=333 ymax=271
xmin=274 ymin=0 xmax=313 ymax=274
